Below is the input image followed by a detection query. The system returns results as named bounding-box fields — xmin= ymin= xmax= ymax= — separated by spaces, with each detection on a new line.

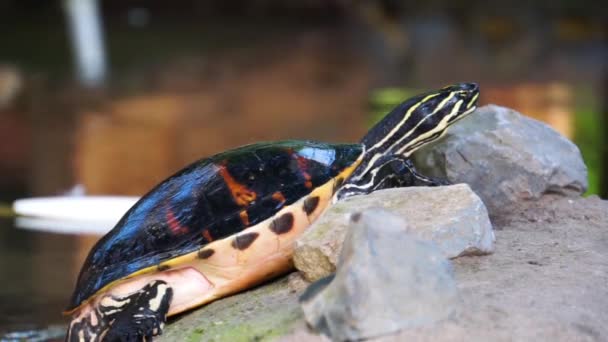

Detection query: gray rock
xmin=413 ymin=105 xmax=588 ymax=217
xmin=293 ymin=184 xmax=494 ymax=282
xmin=300 ymin=209 xmax=460 ymax=341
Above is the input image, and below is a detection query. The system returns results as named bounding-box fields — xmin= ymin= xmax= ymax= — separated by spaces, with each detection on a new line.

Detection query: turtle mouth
xmin=446 ymin=82 xmax=480 ymax=123
xmin=448 ymin=101 xmax=477 ymax=125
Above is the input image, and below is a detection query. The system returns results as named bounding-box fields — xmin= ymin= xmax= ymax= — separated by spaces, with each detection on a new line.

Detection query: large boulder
xmin=293 ymin=184 xmax=494 ymax=282
xmin=300 ymin=209 xmax=459 ymax=341
xmin=413 ymin=105 xmax=588 ymax=217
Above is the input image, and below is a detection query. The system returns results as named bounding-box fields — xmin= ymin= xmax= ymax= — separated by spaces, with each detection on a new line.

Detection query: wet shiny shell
xmin=67 ymin=140 xmax=363 ymax=311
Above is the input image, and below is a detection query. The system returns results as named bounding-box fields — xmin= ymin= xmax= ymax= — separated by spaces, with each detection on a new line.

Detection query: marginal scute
xmin=270 ymin=212 xmax=295 ymax=235
xmin=333 ymin=177 xmax=344 ymax=193
xmin=303 ymin=196 xmax=320 ymax=216
xmin=197 ymin=249 xmax=215 ymax=259
xmin=232 ymin=232 xmax=260 ymax=250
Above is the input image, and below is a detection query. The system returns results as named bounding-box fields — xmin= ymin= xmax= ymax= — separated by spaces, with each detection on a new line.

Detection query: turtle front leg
xmin=385 ymin=157 xmax=450 ymax=188
xmin=67 ymin=280 xmax=173 ymax=342
xmin=336 ymin=155 xmax=448 ymax=200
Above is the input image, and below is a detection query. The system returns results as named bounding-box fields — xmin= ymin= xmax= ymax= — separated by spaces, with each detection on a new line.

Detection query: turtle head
xmin=361 ymin=82 xmax=479 ymax=157
xmin=336 ymin=83 xmax=479 ymax=199
xmin=440 ymin=82 xmax=480 ymax=116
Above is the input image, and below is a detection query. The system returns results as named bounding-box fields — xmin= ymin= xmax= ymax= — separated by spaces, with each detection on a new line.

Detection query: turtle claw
xmin=393 ymin=159 xmax=451 ymax=187
xmin=427 ymin=176 xmax=451 ymax=187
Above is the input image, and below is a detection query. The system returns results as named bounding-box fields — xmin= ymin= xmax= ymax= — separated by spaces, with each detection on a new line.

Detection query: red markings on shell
xmin=166 ymin=209 xmax=189 ymax=235
xmin=239 ymin=210 xmax=250 ymax=226
xmin=290 ymin=149 xmax=314 ymax=189
xmin=218 ymin=163 xmax=257 ymax=206
xmin=202 ymin=230 xmax=214 ymax=242
xmin=272 ymin=191 xmax=286 ymax=204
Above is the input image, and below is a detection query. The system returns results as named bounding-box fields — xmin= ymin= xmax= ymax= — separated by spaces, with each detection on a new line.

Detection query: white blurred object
xmin=62 ymin=184 xmax=87 ymax=196
xmin=63 ymin=0 xmax=107 ymax=87
xmin=13 ymin=196 xmax=139 ymax=222
xmin=16 ymin=216 xmax=115 ymax=235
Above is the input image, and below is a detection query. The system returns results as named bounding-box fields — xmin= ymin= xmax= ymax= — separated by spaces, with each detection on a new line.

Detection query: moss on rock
xmin=159 ymin=276 xmax=304 ymax=342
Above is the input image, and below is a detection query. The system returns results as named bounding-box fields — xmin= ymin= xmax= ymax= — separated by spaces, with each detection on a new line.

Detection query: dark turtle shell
xmin=67 ymin=140 xmax=363 ymax=310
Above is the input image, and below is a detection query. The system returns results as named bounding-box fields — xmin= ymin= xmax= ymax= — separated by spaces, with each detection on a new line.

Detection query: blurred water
xmin=0 ymin=218 xmax=98 ymax=337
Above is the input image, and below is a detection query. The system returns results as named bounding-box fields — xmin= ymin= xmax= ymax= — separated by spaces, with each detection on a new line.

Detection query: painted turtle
xmin=66 ymin=83 xmax=479 ymax=341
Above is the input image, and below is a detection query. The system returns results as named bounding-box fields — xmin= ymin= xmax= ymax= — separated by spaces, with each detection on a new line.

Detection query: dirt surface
xmin=281 ymin=195 xmax=608 ymax=342
xmin=444 ymin=197 xmax=608 ymax=341
xmin=372 ymin=195 xmax=608 ymax=341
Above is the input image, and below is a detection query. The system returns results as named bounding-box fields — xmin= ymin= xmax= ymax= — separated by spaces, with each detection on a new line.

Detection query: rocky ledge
xmin=160 ymin=106 xmax=607 ymax=341
xmin=293 ymin=184 xmax=494 ymax=283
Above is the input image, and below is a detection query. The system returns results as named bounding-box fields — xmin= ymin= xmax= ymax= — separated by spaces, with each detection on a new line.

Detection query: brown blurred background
xmin=0 ymin=0 xmax=606 ymax=333
xmin=0 ymin=0 xmax=606 ymax=200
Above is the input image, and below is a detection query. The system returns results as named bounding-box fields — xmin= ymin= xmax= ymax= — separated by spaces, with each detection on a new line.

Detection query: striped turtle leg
xmin=384 ymin=157 xmax=450 ymax=188
xmin=336 ymin=155 xmax=448 ymax=200
xmin=67 ymin=280 xmax=173 ymax=342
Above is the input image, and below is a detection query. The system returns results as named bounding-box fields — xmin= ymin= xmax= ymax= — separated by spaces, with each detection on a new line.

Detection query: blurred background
xmin=0 ymin=0 xmax=606 ymax=337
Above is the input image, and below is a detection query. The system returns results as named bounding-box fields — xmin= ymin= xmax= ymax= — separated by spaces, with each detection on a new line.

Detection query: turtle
xmin=65 ymin=82 xmax=479 ymax=341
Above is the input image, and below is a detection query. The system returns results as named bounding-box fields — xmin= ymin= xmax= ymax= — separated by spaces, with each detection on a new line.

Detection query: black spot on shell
xmin=157 ymin=264 xmax=170 ymax=271
xmin=270 ymin=213 xmax=294 ymax=235
xmin=351 ymin=212 xmax=362 ymax=223
xmin=303 ymin=196 xmax=320 ymax=216
xmin=197 ymin=249 xmax=215 ymax=259
xmin=231 ymin=232 xmax=260 ymax=250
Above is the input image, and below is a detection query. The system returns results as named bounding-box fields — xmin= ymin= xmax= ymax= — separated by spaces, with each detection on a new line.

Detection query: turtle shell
xmin=67 ymin=140 xmax=363 ymax=311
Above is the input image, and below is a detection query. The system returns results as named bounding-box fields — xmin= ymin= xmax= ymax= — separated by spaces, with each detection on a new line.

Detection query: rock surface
xmin=158 ymin=274 xmax=308 ymax=342
xmin=283 ymin=195 xmax=608 ymax=342
xmin=293 ymin=184 xmax=494 ymax=282
xmin=300 ymin=209 xmax=459 ymax=341
xmin=413 ymin=105 xmax=588 ymax=218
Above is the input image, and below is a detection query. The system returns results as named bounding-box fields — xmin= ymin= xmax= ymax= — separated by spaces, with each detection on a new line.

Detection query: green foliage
xmin=368 ymin=88 xmax=420 ymax=126
xmin=573 ymin=87 xmax=602 ymax=196
xmin=0 ymin=204 xmax=15 ymax=218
